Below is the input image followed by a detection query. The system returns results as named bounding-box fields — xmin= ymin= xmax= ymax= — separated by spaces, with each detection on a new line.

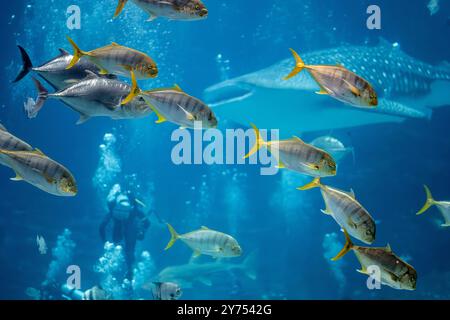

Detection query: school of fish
xmin=4 ymin=1 xmax=449 ymax=298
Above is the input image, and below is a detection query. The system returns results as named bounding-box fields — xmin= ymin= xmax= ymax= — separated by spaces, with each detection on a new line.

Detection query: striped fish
xmin=150 ymin=282 xmax=182 ymax=300
xmin=0 ymin=149 xmax=77 ymax=196
xmin=417 ymin=185 xmax=450 ymax=227
xmin=0 ymin=124 xmax=33 ymax=167
xmin=122 ymin=71 xmax=217 ymax=128
xmin=299 ymin=178 xmax=376 ymax=244
xmin=332 ymin=229 xmax=417 ymax=291
xmin=66 ymin=37 xmax=158 ymax=80
xmin=25 ymin=73 xmax=152 ymax=124
xmin=285 ymin=49 xmax=378 ymax=108
xmin=245 ymin=124 xmax=337 ymax=182
xmin=13 ymin=45 xmax=116 ymax=89
xmin=114 ymin=0 xmax=208 ymax=21
xmin=164 ymin=224 xmax=242 ymax=258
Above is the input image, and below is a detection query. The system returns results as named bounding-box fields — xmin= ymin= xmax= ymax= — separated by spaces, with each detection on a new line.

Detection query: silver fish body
xmin=144 ymin=89 xmax=217 ymax=128
xmin=269 ymin=138 xmax=336 ymax=178
xmin=28 ymin=75 xmax=152 ymax=124
xmin=14 ymin=46 xmax=114 ymax=90
xmin=0 ymin=150 xmax=77 ymax=196
xmin=354 ymin=246 xmax=417 ymax=290
xmin=321 ymin=185 xmax=376 ymax=244
xmin=117 ymin=0 xmax=208 ymax=21
xmin=181 ymin=229 xmax=241 ymax=258
xmin=152 ymin=282 xmax=182 ymax=300
xmin=0 ymin=125 xmax=33 ymax=167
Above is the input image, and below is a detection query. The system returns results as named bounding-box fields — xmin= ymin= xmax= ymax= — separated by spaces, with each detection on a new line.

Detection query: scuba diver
xmin=99 ymin=184 xmax=152 ymax=279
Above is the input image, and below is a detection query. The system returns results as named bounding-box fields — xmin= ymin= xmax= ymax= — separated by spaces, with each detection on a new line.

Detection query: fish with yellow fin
xmin=114 ymin=0 xmax=208 ymax=21
xmin=244 ymin=124 xmax=336 ymax=185
xmin=122 ymin=71 xmax=217 ymax=128
xmin=299 ymin=178 xmax=375 ymax=244
xmin=65 ymin=36 xmax=158 ymax=79
xmin=417 ymin=185 xmax=450 ymax=227
xmin=0 ymin=124 xmax=34 ymax=167
xmin=332 ymin=229 xmax=417 ymax=291
xmin=164 ymin=224 xmax=242 ymax=258
xmin=0 ymin=149 xmax=77 ymax=196
xmin=284 ymin=48 xmax=378 ymax=108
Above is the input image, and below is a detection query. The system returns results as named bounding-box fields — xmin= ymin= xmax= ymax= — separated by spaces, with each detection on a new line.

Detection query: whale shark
xmin=204 ymin=39 xmax=450 ymax=134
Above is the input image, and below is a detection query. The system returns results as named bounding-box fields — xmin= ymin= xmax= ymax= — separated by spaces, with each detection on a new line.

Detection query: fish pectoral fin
xmin=177 ymin=103 xmax=195 ymax=121
xmin=44 ymin=174 xmax=55 ymax=184
xmin=356 ymin=268 xmax=368 ymax=275
xmin=76 ymin=114 xmax=90 ymax=125
xmin=99 ymin=68 xmax=110 ymax=75
xmin=146 ymin=13 xmax=157 ymax=22
xmin=303 ymin=162 xmax=320 ymax=171
xmin=10 ymin=172 xmax=23 ymax=181
xmin=320 ymin=209 xmax=332 ymax=215
xmin=315 ymin=88 xmax=329 ymax=95
xmin=276 ymin=161 xmax=286 ymax=169
xmin=342 ymin=79 xmax=361 ymax=97
xmin=192 ymin=250 xmax=201 ymax=258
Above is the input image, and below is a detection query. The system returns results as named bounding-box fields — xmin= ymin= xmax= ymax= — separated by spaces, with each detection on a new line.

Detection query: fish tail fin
xmin=331 ymin=229 xmax=353 ymax=261
xmin=66 ymin=36 xmax=86 ymax=69
xmin=13 ymin=45 xmax=33 ymax=83
xmin=243 ymin=123 xmax=266 ymax=159
xmin=297 ymin=177 xmax=321 ymax=191
xmin=121 ymin=70 xmax=141 ymax=105
xmin=164 ymin=223 xmax=180 ymax=250
xmin=416 ymin=185 xmax=436 ymax=215
xmin=283 ymin=48 xmax=306 ymax=80
xmin=113 ymin=0 xmax=128 ymax=18
xmin=24 ymin=77 xmax=49 ymax=119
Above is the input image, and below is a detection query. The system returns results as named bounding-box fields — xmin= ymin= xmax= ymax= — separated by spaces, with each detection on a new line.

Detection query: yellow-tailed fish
xmin=0 ymin=149 xmax=77 ymax=197
xmin=284 ymin=48 xmax=378 ymax=108
xmin=164 ymin=224 xmax=242 ymax=258
xmin=114 ymin=0 xmax=208 ymax=21
xmin=245 ymin=124 xmax=336 ymax=184
xmin=332 ymin=229 xmax=417 ymax=291
xmin=65 ymin=37 xmax=158 ymax=79
xmin=298 ymin=178 xmax=376 ymax=244
xmin=417 ymin=185 xmax=450 ymax=227
xmin=122 ymin=71 xmax=217 ymax=128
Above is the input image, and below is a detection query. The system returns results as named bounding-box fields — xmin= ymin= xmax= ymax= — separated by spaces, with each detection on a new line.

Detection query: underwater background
xmin=0 ymin=0 xmax=449 ymax=300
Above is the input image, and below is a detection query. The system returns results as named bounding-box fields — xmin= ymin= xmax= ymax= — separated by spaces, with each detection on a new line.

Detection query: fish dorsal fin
xmin=200 ymin=226 xmax=210 ymax=230
xmin=34 ymin=148 xmax=46 ymax=156
xmin=378 ymin=37 xmax=400 ymax=51
xmin=111 ymin=42 xmax=120 ymax=46
xmin=173 ymin=84 xmax=183 ymax=92
xmin=84 ymin=70 xmax=99 ymax=79
xmin=0 ymin=123 xmax=6 ymax=131
xmin=292 ymin=136 xmax=305 ymax=143
xmin=385 ymin=243 xmax=392 ymax=253
xmin=58 ymin=48 xmax=70 ymax=56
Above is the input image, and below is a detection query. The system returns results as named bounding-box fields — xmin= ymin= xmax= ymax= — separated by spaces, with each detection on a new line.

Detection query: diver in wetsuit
xmin=99 ymin=189 xmax=150 ymax=279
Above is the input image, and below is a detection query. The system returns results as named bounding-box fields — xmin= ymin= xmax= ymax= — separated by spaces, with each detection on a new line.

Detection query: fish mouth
xmin=203 ymin=81 xmax=254 ymax=107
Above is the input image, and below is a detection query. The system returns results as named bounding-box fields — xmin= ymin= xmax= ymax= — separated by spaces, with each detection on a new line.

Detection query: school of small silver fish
xmin=4 ymin=2 xmax=448 ymax=299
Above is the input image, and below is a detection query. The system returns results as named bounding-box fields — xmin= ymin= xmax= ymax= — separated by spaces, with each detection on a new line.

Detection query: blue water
xmin=0 ymin=0 xmax=449 ymax=299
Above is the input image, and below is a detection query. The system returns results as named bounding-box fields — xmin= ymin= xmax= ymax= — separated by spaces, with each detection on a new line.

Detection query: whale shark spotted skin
xmin=204 ymin=39 xmax=450 ymax=134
